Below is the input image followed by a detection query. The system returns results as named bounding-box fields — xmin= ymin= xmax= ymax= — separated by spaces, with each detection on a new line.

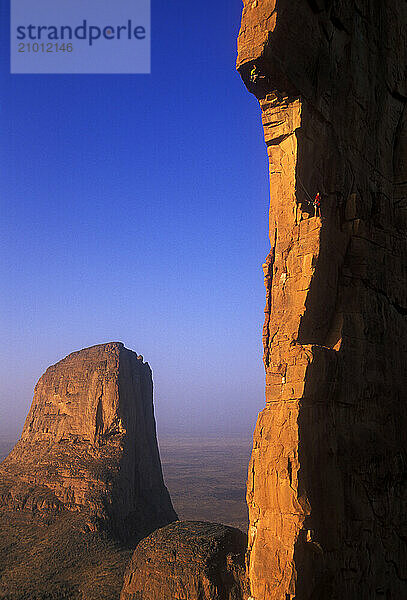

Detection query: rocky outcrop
xmin=120 ymin=521 xmax=249 ymax=600
xmin=237 ymin=1 xmax=407 ymax=598
xmin=0 ymin=342 xmax=177 ymax=539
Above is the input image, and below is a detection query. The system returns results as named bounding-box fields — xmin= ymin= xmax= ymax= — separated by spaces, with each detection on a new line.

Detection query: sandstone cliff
xmin=121 ymin=521 xmax=249 ymax=600
xmin=237 ymin=1 xmax=407 ymax=598
xmin=0 ymin=342 xmax=176 ymax=539
xmin=0 ymin=343 xmax=177 ymax=599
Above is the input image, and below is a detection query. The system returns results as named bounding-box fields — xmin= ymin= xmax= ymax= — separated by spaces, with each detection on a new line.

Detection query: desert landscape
xmin=1 ymin=0 xmax=406 ymax=599
xmin=0 ymin=343 xmax=251 ymax=599
xmin=159 ymin=435 xmax=251 ymax=532
xmin=0 ymin=435 xmax=251 ymax=532
xmin=0 ymin=431 xmax=251 ymax=600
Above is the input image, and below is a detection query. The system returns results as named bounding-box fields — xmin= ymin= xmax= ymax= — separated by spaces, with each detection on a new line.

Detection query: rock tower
xmin=0 ymin=342 xmax=177 ymax=539
xmin=237 ymin=1 xmax=407 ymax=598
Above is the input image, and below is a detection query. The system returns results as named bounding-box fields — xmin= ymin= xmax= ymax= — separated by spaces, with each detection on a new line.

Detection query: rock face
xmin=120 ymin=521 xmax=249 ymax=600
xmin=0 ymin=342 xmax=177 ymax=539
xmin=237 ymin=1 xmax=407 ymax=599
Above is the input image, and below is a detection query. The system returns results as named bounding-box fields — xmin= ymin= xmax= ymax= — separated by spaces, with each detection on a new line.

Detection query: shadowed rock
xmin=121 ymin=521 xmax=249 ymax=600
xmin=237 ymin=1 xmax=407 ymax=598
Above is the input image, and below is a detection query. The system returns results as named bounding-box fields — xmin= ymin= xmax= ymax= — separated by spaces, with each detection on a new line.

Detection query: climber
xmin=250 ymin=64 xmax=259 ymax=83
xmin=250 ymin=64 xmax=267 ymax=84
xmin=313 ymin=192 xmax=321 ymax=217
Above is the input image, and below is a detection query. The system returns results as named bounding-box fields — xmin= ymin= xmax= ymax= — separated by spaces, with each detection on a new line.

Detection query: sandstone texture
xmin=120 ymin=521 xmax=249 ymax=600
xmin=0 ymin=342 xmax=177 ymax=539
xmin=237 ymin=1 xmax=407 ymax=599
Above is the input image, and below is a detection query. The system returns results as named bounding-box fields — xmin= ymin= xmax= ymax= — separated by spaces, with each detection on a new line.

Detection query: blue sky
xmin=0 ymin=0 xmax=270 ymax=438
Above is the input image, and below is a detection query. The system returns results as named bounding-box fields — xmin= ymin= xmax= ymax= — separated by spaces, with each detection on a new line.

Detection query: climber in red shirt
xmin=314 ymin=192 xmax=321 ymax=217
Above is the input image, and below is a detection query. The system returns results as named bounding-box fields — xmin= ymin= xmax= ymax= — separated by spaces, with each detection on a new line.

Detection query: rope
xmin=296 ymin=165 xmax=354 ymax=214
xmin=296 ymin=174 xmax=315 ymax=205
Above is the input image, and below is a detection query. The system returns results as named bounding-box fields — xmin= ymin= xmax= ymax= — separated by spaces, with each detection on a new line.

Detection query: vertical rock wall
xmin=237 ymin=1 xmax=407 ymax=598
xmin=0 ymin=343 xmax=177 ymax=540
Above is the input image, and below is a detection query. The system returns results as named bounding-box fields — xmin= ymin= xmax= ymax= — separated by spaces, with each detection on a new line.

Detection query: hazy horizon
xmin=0 ymin=407 xmax=259 ymax=444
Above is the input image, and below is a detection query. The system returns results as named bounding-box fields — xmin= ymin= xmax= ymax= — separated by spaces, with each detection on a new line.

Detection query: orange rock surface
xmin=0 ymin=342 xmax=177 ymax=539
xmin=120 ymin=521 xmax=249 ymax=600
xmin=237 ymin=1 xmax=407 ymax=598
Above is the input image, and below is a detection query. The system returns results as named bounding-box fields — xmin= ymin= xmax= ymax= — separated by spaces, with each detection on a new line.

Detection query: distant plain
xmin=0 ymin=434 xmax=252 ymax=533
xmin=159 ymin=434 xmax=252 ymax=532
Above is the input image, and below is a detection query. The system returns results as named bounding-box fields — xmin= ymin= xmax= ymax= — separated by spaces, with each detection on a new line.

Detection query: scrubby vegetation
xmin=0 ymin=510 xmax=131 ymax=600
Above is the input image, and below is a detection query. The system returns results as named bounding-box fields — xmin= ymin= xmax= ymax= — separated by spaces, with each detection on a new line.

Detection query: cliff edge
xmin=237 ymin=1 xmax=407 ymax=598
